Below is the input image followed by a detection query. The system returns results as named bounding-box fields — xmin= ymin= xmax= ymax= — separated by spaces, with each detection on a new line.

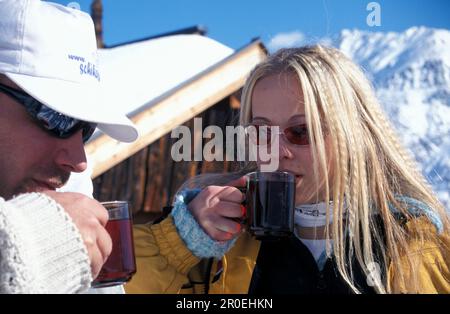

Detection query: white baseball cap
xmin=0 ymin=0 xmax=138 ymax=142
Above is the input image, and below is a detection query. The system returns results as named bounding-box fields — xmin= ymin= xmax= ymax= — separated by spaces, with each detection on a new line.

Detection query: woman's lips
xmin=277 ymin=170 xmax=303 ymax=184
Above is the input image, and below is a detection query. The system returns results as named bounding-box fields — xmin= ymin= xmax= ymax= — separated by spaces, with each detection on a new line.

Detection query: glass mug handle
xmin=235 ymin=186 xmax=248 ymax=226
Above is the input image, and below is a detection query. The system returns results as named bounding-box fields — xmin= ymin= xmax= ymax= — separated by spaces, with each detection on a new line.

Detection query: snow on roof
xmin=98 ymin=34 xmax=234 ymax=116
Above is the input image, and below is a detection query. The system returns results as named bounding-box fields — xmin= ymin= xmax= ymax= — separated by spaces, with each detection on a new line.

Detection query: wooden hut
xmin=87 ymin=27 xmax=267 ymax=223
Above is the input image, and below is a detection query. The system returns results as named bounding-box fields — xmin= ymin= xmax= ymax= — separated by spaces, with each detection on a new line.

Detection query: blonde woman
xmin=126 ymin=46 xmax=450 ymax=294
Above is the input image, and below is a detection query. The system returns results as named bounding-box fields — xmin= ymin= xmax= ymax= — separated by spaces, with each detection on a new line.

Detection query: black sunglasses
xmin=0 ymin=82 xmax=96 ymax=143
xmin=245 ymin=123 xmax=310 ymax=146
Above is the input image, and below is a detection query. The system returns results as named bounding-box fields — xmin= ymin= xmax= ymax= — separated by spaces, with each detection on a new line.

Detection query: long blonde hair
xmin=239 ymin=46 xmax=449 ymax=293
xmin=180 ymin=46 xmax=449 ymax=293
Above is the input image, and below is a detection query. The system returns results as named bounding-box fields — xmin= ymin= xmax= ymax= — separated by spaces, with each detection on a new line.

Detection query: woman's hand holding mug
xmin=188 ymin=176 xmax=247 ymax=241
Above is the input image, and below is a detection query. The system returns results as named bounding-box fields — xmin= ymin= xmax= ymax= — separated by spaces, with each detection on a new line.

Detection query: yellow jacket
xmin=125 ymin=215 xmax=450 ymax=294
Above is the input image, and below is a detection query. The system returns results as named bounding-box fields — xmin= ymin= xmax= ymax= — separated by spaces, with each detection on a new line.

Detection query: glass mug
xmin=241 ymin=171 xmax=296 ymax=239
xmin=91 ymin=201 xmax=137 ymax=288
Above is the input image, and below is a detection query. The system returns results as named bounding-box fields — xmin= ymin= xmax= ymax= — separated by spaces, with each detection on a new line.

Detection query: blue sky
xmin=51 ymin=0 xmax=450 ymax=50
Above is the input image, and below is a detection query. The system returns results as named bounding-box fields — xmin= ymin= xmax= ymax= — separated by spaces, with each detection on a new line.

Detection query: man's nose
xmin=54 ymin=130 xmax=88 ymax=173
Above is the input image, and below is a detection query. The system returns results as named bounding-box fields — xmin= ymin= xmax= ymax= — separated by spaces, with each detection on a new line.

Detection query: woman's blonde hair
xmin=180 ymin=45 xmax=449 ymax=293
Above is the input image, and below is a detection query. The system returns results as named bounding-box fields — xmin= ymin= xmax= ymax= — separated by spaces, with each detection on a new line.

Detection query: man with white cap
xmin=0 ymin=0 xmax=138 ymax=293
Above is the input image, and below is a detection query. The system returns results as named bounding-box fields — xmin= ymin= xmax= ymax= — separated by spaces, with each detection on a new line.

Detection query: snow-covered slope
xmin=337 ymin=27 xmax=450 ymax=209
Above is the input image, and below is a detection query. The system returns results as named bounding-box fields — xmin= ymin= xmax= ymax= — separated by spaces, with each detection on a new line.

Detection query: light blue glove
xmin=171 ymin=188 xmax=238 ymax=259
xmin=391 ymin=195 xmax=444 ymax=234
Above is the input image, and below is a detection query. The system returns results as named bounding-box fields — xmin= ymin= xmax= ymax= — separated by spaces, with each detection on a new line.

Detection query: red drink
xmin=92 ymin=201 xmax=136 ymax=288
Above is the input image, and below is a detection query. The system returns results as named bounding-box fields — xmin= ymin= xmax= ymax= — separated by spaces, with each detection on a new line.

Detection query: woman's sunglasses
xmin=245 ymin=123 xmax=310 ymax=146
xmin=0 ymin=82 xmax=96 ymax=143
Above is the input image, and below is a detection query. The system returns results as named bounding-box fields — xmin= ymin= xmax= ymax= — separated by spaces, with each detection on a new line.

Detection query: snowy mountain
xmin=336 ymin=27 xmax=450 ymax=210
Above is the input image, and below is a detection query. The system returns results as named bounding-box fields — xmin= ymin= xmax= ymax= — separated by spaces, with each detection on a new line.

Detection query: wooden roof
xmin=86 ymin=40 xmax=267 ymax=178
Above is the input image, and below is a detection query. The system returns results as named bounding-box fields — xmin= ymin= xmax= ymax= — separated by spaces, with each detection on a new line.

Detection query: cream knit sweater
xmin=0 ymin=193 xmax=92 ymax=293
